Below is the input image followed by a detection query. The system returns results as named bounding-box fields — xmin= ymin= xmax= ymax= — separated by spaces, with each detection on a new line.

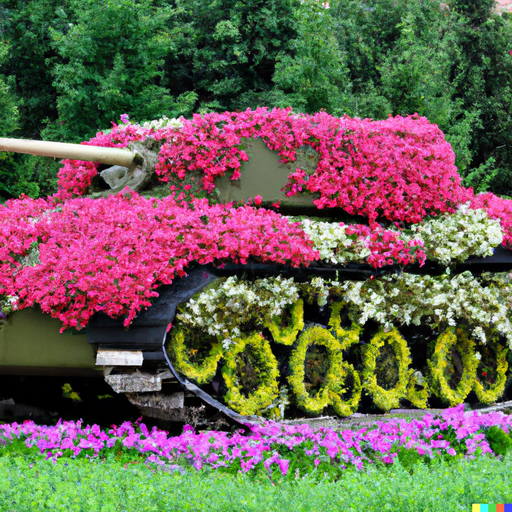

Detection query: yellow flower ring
xmin=167 ymin=325 xmax=223 ymax=385
xmin=221 ymin=332 xmax=279 ymax=416
xmin=362 ymin=327 xmax=412 ymax=412
xmin=288 ymin=325 xmax=356 ymax=415
xmin=327 ymin=302 xmax=363 ymax=416
xmin=427 ymin=327 xmax=478 ymax=407
xmin=473 ymin=340 xmax=509 ymax=404
xmin=265 ymin=298 xmax=304 ymax=345
xmin=329 ymin=362 xmax=363 ymax=417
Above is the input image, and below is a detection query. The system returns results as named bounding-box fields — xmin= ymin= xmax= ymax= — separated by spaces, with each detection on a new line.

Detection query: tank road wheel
xmin=167 ymin=326 xmax=223 ymax=385
xmin=221 ymin=333 xmax=279 ymax=416
xmin=329 ymin=362 xmax=362 ymax=417
xmin=427 ymin=327 xmax=478 ymax=407
xmin=288 ymin=325 xmax=360 ymax=416
xmin=265 ymin=299 xmax=304 ymax=346
xmin=472 ymin=340 xmax=508 ymax=404
xmin=362 ymin=327 xmax=413 ymax=412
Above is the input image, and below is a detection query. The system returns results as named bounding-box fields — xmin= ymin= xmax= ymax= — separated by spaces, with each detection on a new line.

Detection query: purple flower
xmin=276 ymin=458 xmax=289 ymax=476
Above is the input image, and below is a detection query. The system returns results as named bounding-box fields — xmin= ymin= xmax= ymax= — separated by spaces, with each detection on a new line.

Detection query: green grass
xmin=0 ymin=454 xmax=511 ymax=511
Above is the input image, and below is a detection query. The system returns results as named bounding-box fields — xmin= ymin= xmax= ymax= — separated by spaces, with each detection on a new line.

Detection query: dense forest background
xmin=1 ymin=0 xmax=512 ymax=202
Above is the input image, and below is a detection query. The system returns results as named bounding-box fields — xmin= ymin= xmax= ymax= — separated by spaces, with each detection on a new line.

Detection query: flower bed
xmin=1 ymin=405 xmax=512 ymax=482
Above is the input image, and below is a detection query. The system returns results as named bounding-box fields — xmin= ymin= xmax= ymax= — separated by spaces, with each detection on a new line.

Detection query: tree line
xmin=1 ymin=0 xmax=511 ymax=201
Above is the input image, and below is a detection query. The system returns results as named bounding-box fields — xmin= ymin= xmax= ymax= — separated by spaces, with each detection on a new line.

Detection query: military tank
xmin=1 ymin=109 xmax=512 ymax=427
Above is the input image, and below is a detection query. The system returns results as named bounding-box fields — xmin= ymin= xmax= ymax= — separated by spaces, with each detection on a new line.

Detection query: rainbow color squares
xmin=472 ymin=505 xmax=512 ymax=512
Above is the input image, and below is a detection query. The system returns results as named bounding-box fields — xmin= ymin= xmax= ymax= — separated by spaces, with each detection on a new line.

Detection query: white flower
xmin=413 ymin=371 xmax=425 ymax=386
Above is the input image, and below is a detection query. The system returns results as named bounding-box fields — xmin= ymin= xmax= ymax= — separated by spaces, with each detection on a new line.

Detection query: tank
xmin=2 ymin=111 xmax=512 ymax=427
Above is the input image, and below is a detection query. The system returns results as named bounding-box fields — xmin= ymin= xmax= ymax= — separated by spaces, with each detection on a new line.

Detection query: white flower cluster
xmin=293 ymin=218 xmax=371 ymax=264
xmin=307 ymin=276 xmax=340 ymax=307
xmin=339 ymin=270 xmax=512 ymax=347
xmin=413 ymin=370 xmax=425 ymax=386
xmin=176 ymin=276 xmax=299 ymax=348
xmin=291 ymin=205 xmax=503 ymax=269
xmin=141 ymin=116 xmax=184 ymax=131
xmin=408 ymin=204 xmax=503 ymax=266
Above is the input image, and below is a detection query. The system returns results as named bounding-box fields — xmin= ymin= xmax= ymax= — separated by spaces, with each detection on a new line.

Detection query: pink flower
xmin=276 ymin=458 xmax=290 ymax=476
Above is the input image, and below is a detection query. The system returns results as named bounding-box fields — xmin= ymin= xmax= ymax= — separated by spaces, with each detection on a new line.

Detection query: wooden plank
xmin=96 ymin=349 xmax=143 ymax=366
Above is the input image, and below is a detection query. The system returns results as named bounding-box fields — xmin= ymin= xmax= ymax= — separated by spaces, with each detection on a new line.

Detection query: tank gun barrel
xmin=0 ymin=137 xmax=140 ymax=168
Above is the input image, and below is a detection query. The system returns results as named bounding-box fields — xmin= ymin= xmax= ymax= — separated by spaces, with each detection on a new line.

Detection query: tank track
xmin=90 ymin=249 xmax=512 ymax=427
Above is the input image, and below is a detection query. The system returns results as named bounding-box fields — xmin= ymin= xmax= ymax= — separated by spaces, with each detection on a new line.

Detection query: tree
xmin=163 ymin=0 xmax=300 ymax=111
xmin=0 ymin=0 xmax=71 ymax=139
xmin=270 ymin=0 xmax=350 ymax=113
xmin=46 ymin=0 xmax=178 ymax=141
xmin=0 ymin=41 xmax=18 ymax=137
xmin=445 ymin=0 xmax=512 ymax=195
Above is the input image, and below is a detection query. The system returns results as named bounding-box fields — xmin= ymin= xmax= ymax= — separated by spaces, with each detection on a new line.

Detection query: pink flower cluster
xmin=54 ymin=109 xmax=466 ymax=224
xmin=53 ymin=108 xmax=512 ymax=247
xmin=0 ymin=405 xmax=506 ymax=476
xmin=0 ymin=196 xmax=50 ymax=292
xmin=286 ymin=113 xmax=472 ymax=224
xmin=0 ymin=194 xmax=318 ymax=330
xmin=346 ymin=224 xmax=427 ymax=267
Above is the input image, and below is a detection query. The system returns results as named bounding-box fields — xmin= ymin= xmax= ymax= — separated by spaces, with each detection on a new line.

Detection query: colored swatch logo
xmin=472 ymin=505 xmax=512 ymax=512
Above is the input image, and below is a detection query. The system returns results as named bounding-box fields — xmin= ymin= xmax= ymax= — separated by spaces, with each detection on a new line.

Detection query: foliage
xmin=0 ymin=0 xmax=68 ymax=139
xmin=0 ymin=40 xmax=21 ymax=202
xmin=164 ymin=0 xmax=299 ymax=112
xmin=484 ymin=425 xmax=512 ymax=458
xmin=0 ymin=41 xmax=18 ymax=137
xmin=44 ymin=0 xmax=178 ymax=142
xmin=0 ymin=453 xmax=512 ymax=511
xmin=270 ymin=0 xmax=349 ymax=114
